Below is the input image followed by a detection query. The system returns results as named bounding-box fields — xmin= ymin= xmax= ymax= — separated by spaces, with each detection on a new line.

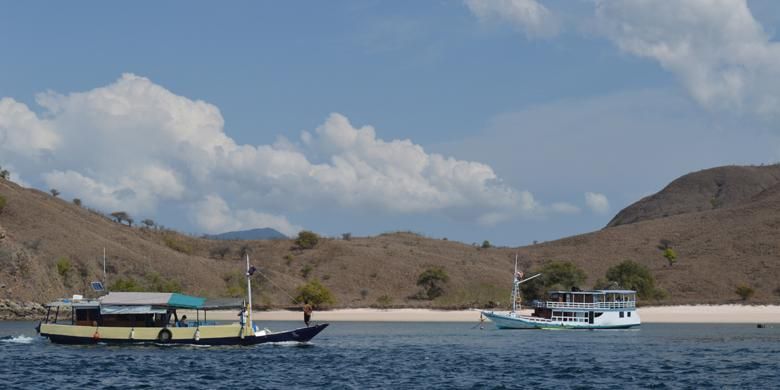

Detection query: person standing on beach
xmin=303 ymin=302 xmax=313 ymax=327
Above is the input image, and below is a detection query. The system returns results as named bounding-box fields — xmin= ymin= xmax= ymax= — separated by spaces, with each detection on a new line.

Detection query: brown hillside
xmin=1 ymin=164 xmax=779 ymax=309
xmin=607 ymin=164 xmax=780 ymax=227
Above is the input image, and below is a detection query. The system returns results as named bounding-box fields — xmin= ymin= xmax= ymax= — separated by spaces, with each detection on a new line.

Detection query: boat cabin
xmin=531 ymin=289 xmax=637 ymax=321
xmin=43 ymin=292 xmax=244 ymax=329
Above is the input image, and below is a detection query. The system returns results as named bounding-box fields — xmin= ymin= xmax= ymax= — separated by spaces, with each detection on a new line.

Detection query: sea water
xmin=1 ymin=321 xmax=778 ymax=389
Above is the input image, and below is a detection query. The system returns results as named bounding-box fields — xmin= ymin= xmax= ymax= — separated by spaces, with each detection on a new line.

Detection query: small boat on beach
xmin=37 ymin=256 xmax=328 ymax=345
xmin=481 ymin=259 xmax=641 ymax=330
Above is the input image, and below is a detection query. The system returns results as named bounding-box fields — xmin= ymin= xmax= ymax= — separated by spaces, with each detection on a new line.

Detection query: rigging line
xmin=254 ymin=268 xmax=299 ymax=304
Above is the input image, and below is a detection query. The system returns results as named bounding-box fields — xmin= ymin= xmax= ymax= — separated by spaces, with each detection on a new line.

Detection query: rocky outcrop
xmin=0 ymin=299 xmax=46 ymax=320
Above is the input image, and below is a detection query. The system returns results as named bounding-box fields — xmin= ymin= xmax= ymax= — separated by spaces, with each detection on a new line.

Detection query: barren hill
xmin=607 ymin=165 xmax=780 ymax=227
xmin=1 ymin=164 xmax=779 ymax=310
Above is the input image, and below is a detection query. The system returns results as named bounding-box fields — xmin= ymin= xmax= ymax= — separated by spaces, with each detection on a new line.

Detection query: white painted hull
xmin=482 ymin=310 xmax=641 ymax=330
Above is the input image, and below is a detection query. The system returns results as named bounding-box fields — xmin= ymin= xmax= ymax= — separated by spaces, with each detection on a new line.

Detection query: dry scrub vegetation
xmin=1 ymin=164 xmax=780 ymax=308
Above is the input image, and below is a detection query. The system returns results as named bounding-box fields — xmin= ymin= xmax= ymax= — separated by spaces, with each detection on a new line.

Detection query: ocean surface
xmin=1 ymin=320 xmax=779 ymax=389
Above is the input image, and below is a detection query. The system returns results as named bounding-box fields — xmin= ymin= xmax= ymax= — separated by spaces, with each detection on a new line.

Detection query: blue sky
xmin=2 ymin=0 xmax=780 ymax=246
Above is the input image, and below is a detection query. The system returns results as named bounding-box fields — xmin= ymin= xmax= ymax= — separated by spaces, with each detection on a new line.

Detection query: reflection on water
xmin=1 ymin=321 xmax=779 ymax=389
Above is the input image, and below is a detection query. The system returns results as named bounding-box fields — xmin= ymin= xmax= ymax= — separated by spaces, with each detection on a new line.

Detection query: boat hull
xmin=482 ymin=311 xmax=640 ymax=330
xmin=40 ymin=323 xmax=328 ymax=345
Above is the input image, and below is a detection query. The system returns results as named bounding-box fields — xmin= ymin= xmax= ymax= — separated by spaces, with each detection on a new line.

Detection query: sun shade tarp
xmin=100 ymin=305 xmax=167 ymax=315
xmin=201 ymin=298 xmax=244 ymax=310
xmin=100 ymin=292 xmax=206 ymax=309
xmin=167 ymin=293 xmax=206 ymax=309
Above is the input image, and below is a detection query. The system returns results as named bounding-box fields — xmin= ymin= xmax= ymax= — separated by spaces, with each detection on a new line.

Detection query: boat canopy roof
xmin=100 ymin=292 xmax=206 ymax=309
xmin=548 ymin=289 xmax=636 ymax=295
xmin=201 ymin=298 xmax=244 ymax=310
xmin=47 ymin=292 xmax=243 ymax=311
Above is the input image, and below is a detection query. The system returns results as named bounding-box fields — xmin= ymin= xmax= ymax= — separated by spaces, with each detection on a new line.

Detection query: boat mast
xmin=246 ymin=253 xmax=253 ymax=331
xmin=511 ymin=254 xmax=519 ymax=313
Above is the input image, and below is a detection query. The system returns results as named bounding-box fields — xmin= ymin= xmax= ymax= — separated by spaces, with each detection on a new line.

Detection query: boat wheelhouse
xmin=37 ymin=256 xmax=328 ymax=345
xmin=481 ymin=257 xmax=640 ymax=329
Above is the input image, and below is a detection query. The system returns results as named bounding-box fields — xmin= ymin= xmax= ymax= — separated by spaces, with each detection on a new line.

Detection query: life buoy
xmin=158 ymin=329 xmax=172 ymax=343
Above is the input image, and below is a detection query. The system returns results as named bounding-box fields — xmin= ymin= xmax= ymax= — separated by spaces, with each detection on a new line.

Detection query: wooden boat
xmin=37 ymin=256 xmax=328 ymax=345
xmin=481 ymin=257 xmax=640 ymax=330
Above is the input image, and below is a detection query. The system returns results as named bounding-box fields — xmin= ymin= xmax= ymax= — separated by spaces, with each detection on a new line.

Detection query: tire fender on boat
xmin=194 ymin=328 xmax=200 ymax=341
xmin=158 ymin=329 xmax=172 ymax=343
xmin=129 ymin=328 xmax=135 ymax=340
xmin=92 ymin=329 xmax=100 ymax=342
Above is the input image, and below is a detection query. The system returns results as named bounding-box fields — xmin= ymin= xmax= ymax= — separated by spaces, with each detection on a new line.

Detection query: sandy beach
xmin=186 ymin=305 xmax=780 ymax=324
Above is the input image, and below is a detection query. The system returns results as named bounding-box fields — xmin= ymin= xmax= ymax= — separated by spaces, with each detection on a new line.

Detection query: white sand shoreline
xmin=189 ymin=305 xmax=780 ymax=324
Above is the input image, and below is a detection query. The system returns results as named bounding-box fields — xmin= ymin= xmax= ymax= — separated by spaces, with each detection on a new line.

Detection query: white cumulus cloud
xmin=192 ymin=195 xmax=301 ymax=237
xmin=0 ymin=74 xmax=552 ymax=232
xmin=595 ymin=0 xmax=780 ymax=119
xmin=465 ymin=0 xmax=559 ymax=38
xmin=585 ymin=192 xmax=609 ymax=214
xmin=549 ymin=202 xmax=580 ymax=214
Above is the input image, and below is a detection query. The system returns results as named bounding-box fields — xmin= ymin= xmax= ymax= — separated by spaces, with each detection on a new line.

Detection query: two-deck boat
xmin=37 ymin=256 xmax=328 ymax=345
xmin=481 ymin=259 xmax=641 ymax=329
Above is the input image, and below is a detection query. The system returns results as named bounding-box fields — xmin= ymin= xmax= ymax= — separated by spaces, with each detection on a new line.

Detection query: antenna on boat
xmin=103 ymin=247 xmax=107 ymax=285
xmin=90 ymin=248 xmax=108 ymax=296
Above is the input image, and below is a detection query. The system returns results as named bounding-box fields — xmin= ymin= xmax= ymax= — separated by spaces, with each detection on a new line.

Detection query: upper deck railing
xmin=533 ymin=300 xmax=636 ymax=310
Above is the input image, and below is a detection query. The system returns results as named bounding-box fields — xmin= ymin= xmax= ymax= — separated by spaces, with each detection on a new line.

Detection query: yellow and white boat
xmin=37 ymin=256 xmax=328 ymax=345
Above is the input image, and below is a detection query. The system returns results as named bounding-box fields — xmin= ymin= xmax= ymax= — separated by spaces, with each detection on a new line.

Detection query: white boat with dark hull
xmin=482 ymin=258 xmax=640 ymax=330
xmin=37 ymin=255 xmax=329 ymax=345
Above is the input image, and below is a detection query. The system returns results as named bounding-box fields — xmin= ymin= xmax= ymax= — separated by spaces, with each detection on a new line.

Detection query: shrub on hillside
xmin=0 ymin=195 xmax=6 ymax=214
xmin=110 ymin=277 xmax=144 ymax=292
xmin=295 ymin=230 xmax=320 ymax=249
xmin=416 ymin=266 xmax=449 ymax=300
xmin=210 ymin=246 xmax=231 ymax=259
xmin=663 ymin=248 xmax=677 ymax=266
xmin=72 ymin=198 xmax=82 ymax=207
xmin=110 ymin=211 xmax=134 ymax=226
xmin=294 ymin=280 xmax=335 ymax=307
xmin=0 ymin=167 xmax=9 ymax=180
xmin=521 ymin=260 xmax=587 ymax=301
xmin=56 ymin=257 xmax=72 ymax=276
xmin=163 ymin=234 xmax=192 ymax=254
xmin=376 ymin=295 xmax=393 ymax=308
xmin=481 ymin=240 xmax=491 ymax=249
xmin=300 ymin=264 xmax=313 ymax=279
xmin=735 ymin=285 xmax=755 ymax=301
xmin=223 ymin=272 xmax=247 ymax=297
xmin=145 ymin=272 xmax=182 ymax=293
xmin=50 ymin=189 xmax=60 ymax=197
xmin=603 ymin=260 xmax=665 ymax=300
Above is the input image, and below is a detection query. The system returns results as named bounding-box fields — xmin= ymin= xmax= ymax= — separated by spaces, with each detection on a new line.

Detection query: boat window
xmin=628 ymin=312 xmax=631 ymax=317
xmin=75 ymin=308 xmax=99 ymax=326
xmin=594 ymin=312 xmax=603 ymax=318
xmin=619 ymin=311 xmax=624 ymax=318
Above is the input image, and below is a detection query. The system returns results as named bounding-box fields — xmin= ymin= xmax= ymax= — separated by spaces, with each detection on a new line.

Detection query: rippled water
xmin=1 ymin=320 xmax=779 ymax=389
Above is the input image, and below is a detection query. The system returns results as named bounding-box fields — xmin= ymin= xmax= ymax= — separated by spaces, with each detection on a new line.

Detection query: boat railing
xmin=534 ymin=301 xmax=635 ymax=309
